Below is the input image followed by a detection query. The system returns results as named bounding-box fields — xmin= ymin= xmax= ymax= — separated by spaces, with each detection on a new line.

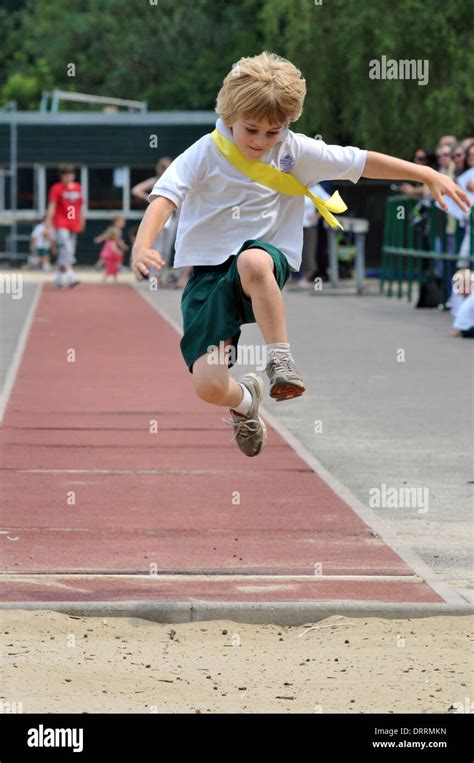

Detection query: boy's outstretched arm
xmin=362 ymin=151 xmax=471 ymax=213
xmin=131 ymin=195 xmax=176 ymax=280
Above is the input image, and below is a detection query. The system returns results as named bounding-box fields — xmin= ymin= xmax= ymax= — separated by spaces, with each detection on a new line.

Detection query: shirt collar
xmin=215 ymin=117 xmax=289 ymax=144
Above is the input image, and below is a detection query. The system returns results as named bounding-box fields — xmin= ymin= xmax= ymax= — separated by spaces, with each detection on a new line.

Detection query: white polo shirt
xmin=148 ymin=117 xmax=367 ymax=271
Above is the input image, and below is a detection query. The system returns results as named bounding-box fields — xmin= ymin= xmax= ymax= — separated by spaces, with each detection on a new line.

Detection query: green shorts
xmin=180 ymin=239 xmax=291 ymax=373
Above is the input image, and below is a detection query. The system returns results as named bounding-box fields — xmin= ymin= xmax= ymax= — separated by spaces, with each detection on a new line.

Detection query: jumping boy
xmin=45 ymin=163 xmax=84 ymax=288
xmin=132 ymin=52 xmax=470 ymax=457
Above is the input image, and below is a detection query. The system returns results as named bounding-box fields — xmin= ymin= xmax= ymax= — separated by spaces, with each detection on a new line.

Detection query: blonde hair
xmin=215 ymin=51 xmax=306 ymax=128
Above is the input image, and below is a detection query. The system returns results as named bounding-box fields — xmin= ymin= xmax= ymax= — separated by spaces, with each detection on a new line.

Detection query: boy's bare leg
xmin=193 ymin=339 xmax=267 ymax=457
xmin=237 ymin=247 xmax=305 ymax=401
xmin=193 ymin=338 xmax=245 ymax=409
xmin=236 ymin=248 xmax=288 ymax=342
xmin=193 ymin=248 xmax=297 ymax=409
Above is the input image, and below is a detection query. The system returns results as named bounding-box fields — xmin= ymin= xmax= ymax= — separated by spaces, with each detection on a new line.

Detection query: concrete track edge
xmin=0 ymin=600 xmax=472 ymax=625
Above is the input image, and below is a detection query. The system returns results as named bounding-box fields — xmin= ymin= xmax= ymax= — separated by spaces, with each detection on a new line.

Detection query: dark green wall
xmin=0 ymin=124 xmax=213 ymax=164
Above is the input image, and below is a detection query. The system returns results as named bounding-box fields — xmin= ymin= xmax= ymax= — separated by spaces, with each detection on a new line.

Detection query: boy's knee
xmin=194 ymin=376 xmax=227 ymax=404
xmin=237 ymin=248 xmax=274 ymax=283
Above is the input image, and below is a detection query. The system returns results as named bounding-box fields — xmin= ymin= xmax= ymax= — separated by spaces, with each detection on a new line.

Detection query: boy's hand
xmin=425 ymin=169 xmax=471 ymax=213
xmin=132 ymin=247 xmax=165 ymax=280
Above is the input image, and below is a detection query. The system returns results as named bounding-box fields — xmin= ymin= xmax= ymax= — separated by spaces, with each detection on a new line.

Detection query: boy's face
xmin=60 ymin=171 xmax=75 ymax=184
xmin=230 ymin=116 xmax=286 ymax=160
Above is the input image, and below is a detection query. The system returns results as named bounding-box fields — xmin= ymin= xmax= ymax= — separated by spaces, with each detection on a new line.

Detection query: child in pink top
xmin=100 ymin=229 xmax=124 ymax=282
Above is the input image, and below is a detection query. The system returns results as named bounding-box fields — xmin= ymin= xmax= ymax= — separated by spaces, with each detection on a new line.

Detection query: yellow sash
xmin=211 ymin=128 xmax=347 ymax=229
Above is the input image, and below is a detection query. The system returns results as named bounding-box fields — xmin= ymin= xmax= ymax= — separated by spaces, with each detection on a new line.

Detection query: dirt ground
xmin=1 ymin=611 xmax=472 ymax=714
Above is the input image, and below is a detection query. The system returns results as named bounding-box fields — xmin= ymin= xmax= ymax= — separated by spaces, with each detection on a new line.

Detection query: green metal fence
xmin=381 ymin=195 xmax=474 ymax=302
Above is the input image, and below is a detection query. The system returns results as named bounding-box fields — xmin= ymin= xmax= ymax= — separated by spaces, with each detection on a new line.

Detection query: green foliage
xmin=2 ymin=72 xmax=38 ymax=107
xmin=0 ymin=0 xmax=472 ymax=155
xmin=1 ymin=57 xmax=52 ymax=108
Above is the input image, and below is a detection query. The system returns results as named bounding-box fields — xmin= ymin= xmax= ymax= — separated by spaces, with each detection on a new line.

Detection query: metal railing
xmin=40 ymin=90 xmax=147 ymax=113
xmin=381 ymin=195 xmax=474 ymax=302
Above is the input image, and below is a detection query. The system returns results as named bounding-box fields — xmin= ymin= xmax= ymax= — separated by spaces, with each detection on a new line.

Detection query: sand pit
xmin=1 ymin=611 xmax=472 ymax=713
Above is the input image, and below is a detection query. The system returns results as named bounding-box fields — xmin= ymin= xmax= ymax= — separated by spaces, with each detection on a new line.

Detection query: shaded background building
xmin=0 ymin=109 xmax=394 ymax=268
xmin=0 ymin=110 xmax=216 ymax=264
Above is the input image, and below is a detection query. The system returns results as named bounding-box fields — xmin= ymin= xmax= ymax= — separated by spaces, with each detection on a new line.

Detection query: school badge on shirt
xmin=279 ymin=153 xmax=295 ymax=173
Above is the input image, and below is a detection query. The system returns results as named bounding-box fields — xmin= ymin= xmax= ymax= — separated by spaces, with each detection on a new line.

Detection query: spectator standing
xmin=45 ymin=164 xmax=84 ymax=288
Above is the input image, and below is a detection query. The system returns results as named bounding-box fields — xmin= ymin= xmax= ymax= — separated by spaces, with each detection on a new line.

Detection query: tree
xmin=0 ymin=0 xmax=472 ymax=156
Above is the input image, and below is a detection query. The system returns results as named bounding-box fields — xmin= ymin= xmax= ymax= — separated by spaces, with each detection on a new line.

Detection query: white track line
xmin=0 ymin=573 xmax=421 ymax=582
xmin=10 ymin=468 xmax=306 ymax=475
xmin=134 ymin=285 xmax=468 ymax=607
xmin=0 ymin=284 xmax=43 ymax=425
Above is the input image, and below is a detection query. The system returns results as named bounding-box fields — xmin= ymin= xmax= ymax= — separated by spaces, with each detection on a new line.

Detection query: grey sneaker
xmin=266 ymin=350 xmax=305 ymax=401
xmin=222 ymin=373 xmax=267 ymax=457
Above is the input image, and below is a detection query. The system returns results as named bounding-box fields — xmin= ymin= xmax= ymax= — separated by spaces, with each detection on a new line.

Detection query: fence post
xmin=353 ymin=219 xmax=369 ymax=295
xmin=328 ymin=229 xmax=339 ymax=287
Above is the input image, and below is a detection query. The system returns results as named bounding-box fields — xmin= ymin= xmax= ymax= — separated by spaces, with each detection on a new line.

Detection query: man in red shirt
xmin=45 ymin=164 xmax=85 ymax=287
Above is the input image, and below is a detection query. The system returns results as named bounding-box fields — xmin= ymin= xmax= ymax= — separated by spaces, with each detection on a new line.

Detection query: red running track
xmin=0 ymin=284 xmax=443 ymax=604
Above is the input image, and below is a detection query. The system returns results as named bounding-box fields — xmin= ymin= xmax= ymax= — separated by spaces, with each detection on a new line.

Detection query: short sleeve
xmin=148 ymin=136 xmax=208 ymax=207
xmin=291 ymin=133 xmax=367 ymax=187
